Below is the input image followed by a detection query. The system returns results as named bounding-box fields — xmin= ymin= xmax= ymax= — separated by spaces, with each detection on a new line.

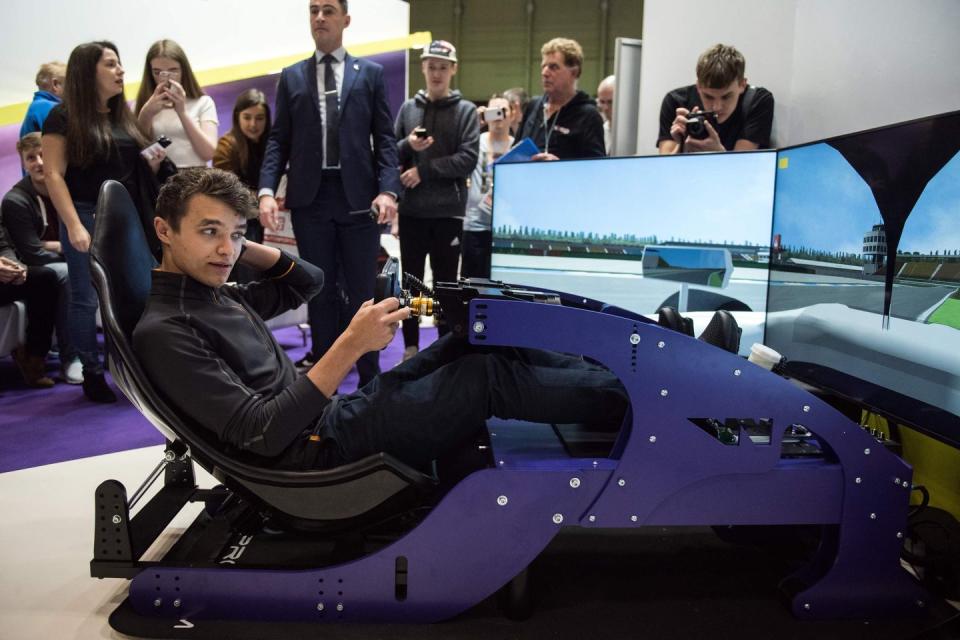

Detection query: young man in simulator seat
xmin=134 ymin=168 xmax=627 ymax=472
xmin=657 ymin=43 xmax=774 ymax=154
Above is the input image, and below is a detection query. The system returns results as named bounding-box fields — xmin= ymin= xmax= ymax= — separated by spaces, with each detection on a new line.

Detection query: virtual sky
xmin=492 ymin=152 xmax=777 ymax=247
xmin=773 ymin=144 xmax=960 ymax=256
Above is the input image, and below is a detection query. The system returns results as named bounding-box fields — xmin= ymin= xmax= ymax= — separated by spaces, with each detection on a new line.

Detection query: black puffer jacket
xmin=395 ymin=90 xmax=479 ymax=218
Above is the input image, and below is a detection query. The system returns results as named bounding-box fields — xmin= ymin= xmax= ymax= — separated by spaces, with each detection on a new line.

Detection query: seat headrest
xmin=90 ymin=180 xmax=157 ymax=342
xmin=657 ymin=306 xmax=695 ymax=337
xmin=697 ymin=309 xmax=742 ymax=354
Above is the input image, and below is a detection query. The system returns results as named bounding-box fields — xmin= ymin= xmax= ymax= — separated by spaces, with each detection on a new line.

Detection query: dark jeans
xmin=0 ymin=265 xmax=59 ymax=357
xmin=460 ymin=230 xmax=491 ymax=279
xmin=290 ymin=173 xmax=380 ymax=385
xmin=314 ymin=334 xmax=628 ymax=469
xmin=60 ymin=202 xmax=103 ymax=375
xmin=398 ymin=216 xmax=463 ymax=347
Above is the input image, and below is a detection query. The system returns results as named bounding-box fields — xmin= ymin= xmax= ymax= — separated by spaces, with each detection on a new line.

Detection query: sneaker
xmin=60 ymin=357 xmax=84 ymax=385
xmin=82 ymin=373 xmax=117 ymax=403
xmin=401 ymin=345 xmax=419 ymax=363
xmin=294 ymin=351 xmax=318 ymax=371
xmin=12 ymin=346 xmax=55 ymax=388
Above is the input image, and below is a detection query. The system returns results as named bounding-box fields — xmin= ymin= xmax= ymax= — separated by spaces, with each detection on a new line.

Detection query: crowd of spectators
xmin=1 ymin=0 xmax=773 ymax=403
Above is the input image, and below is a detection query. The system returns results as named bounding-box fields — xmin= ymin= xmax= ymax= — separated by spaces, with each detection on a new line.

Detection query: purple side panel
xmin=130 ymin=468 xmax=609 ymax=622
xmin=467 ymin=298 xmax=927 ymax=619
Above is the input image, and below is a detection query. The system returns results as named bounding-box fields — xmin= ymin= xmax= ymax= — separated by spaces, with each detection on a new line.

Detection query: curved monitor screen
xmin=490 ymin=151 xmax=777 ymax=350
xmin=765 ymin=111 xmax=960 ymax=431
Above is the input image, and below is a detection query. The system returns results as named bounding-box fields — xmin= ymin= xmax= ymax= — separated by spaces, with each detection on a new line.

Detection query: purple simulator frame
xmin=127 ymin=285 xmax=928 ymax=623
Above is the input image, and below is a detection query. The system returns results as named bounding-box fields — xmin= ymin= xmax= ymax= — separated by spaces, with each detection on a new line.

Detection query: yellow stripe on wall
xmin=0 ymin=31 xmax=432 ymax=128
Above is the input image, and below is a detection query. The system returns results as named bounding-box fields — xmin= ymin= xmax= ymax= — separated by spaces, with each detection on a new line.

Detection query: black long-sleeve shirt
xmin=133 ymin=253 xmax=328 ymax=458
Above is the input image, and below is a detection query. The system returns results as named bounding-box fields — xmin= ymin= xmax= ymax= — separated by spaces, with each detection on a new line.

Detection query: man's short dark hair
xmin=696 ymin=44 xmax=746 ymax=89
xmin=156 ymin=168 xmax=258 ymax=231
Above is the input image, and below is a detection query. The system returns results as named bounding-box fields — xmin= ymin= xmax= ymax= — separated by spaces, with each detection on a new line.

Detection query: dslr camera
xmin=686 ymin=111 xmax=719 ymax=139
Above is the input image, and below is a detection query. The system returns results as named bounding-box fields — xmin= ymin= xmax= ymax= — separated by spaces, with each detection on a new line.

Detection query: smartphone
xmin=483 ymin=107 xmax=506 ymax=123
xmin=413 ymin=127 xmax=428 ymax=139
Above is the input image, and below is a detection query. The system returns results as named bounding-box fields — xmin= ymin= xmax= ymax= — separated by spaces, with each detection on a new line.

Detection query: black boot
xmin=82 ymin=372 xmax=117 ymax=403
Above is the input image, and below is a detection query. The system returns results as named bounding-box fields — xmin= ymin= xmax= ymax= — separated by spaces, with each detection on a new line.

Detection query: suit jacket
xmin=259 ymin=53 xmax=401 ymax=211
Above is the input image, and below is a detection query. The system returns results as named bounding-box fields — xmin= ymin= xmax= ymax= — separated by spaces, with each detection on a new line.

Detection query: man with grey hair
xmin=517 ymin=37 xmax=605 ymax=160
xmin=597 ymin=75 xmax=615 ymax=154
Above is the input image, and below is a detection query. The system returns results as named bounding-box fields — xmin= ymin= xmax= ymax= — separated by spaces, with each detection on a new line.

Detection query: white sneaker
xmin=60 ymin=357 xmax=84 ymax=385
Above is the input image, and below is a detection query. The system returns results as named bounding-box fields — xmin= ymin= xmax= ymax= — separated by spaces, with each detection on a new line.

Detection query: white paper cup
xmin=748 ymin=343 xmax=783 ymax=371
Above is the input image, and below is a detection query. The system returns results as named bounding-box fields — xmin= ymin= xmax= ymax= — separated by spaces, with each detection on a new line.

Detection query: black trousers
xmin=290 ymin=173 xmax=381 ymax=386
xmin=313 ymin=334 xmax=628 ymax=470
xmin=460 ymin=230 xmax=492 ymax=279
xmin=398 ymin=216 xmax=462 ymax=347
xmin=0 ymin=266 xmax=58 ymax=357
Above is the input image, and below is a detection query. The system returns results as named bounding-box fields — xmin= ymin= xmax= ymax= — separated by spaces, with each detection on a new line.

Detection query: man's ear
xmin=154 ymin=216 xmax=173 ymax=247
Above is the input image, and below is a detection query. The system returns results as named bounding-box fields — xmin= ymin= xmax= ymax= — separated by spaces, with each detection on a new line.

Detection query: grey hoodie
xmin=395 ymin=90 xmax=480 ymax=218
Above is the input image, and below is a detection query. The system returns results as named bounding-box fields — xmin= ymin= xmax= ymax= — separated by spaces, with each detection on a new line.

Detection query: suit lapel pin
xmin=353 ymin=63 xmax=360 ymax=71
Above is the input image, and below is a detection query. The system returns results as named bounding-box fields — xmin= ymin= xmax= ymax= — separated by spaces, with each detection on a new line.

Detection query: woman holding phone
xmin=42 ymin=40 xmax=167 ymax=402
xmin=135 ymin=39 xmax=218 ymax=168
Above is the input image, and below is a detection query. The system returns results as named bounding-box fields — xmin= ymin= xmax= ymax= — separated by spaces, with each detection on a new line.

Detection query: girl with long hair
xmin=213 ymin=89 xmax=271 ymax=281
xmin=135 ymin=39 xmax=218 ymax=168
xmin=42 ymin=40 xmax=167 ymax=402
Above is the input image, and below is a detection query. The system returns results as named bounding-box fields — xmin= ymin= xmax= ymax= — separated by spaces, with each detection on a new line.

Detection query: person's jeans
xmin=290 ymin=173 xmax=380 ymax=385
xmin=60 ymin=202 xmax=102 ymax=376
xmin=318 ymin=334 xmax=628 ymax=469
xmin=43 ymin=260 xmax=76 ymax=362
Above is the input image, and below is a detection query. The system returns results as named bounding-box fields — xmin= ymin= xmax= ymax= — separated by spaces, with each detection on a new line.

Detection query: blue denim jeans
xmin=43 ymin=261 xmax=76 ymax=362
xmin=60 ymin=202 xmax=102 ymax=375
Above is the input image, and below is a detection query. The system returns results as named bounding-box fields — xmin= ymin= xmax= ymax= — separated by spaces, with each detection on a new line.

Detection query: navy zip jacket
xmin=133 ymin=252 xmax=328 ymax=458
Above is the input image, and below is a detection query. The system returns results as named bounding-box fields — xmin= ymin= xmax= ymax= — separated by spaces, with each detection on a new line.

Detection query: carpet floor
xmin=0 ymin=325 xmax=435 ymax=473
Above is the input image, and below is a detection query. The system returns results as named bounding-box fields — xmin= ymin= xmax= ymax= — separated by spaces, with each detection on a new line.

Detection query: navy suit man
xmin=259 ymin=0 xmax=400 ymax=386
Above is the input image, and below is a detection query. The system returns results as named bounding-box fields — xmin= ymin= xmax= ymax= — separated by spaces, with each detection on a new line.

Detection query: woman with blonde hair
xmin=135 ymin=39 xmax=218 ymax=168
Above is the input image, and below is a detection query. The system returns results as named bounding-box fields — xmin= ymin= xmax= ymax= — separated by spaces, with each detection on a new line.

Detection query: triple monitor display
xmin=489 ymin=111 xmax=960 ymax=434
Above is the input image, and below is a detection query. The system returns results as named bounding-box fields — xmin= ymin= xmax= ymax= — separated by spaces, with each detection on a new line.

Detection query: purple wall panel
xmin=0 ymin=50 xmax=407 ymax=197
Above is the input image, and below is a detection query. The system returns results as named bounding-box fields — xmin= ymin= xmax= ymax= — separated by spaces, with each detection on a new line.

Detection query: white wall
xmin=637 ymin=0 xmax=960 ymax=152
xmin=0 ymin=0 xmax=410 ymax=106
xmin=785 ymin=0 xmax=960 ymax=144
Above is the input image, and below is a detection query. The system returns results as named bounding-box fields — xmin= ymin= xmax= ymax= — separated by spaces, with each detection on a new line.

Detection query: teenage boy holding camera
xmin=657 ymin=44 xmax=774 ymax=154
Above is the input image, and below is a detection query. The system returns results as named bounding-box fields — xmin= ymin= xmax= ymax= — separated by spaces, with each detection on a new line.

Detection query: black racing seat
xmin=657 ymin=306 xmax=694 ymax=336
xmin=697 ymin=309 xmax=742 ymax=354
xmin=89 ymin=180 xmax=434 ymax=528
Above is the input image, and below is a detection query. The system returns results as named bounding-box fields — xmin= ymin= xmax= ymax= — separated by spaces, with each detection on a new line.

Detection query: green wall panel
xmin=408 ymin=0 xmax=643 ymax=105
